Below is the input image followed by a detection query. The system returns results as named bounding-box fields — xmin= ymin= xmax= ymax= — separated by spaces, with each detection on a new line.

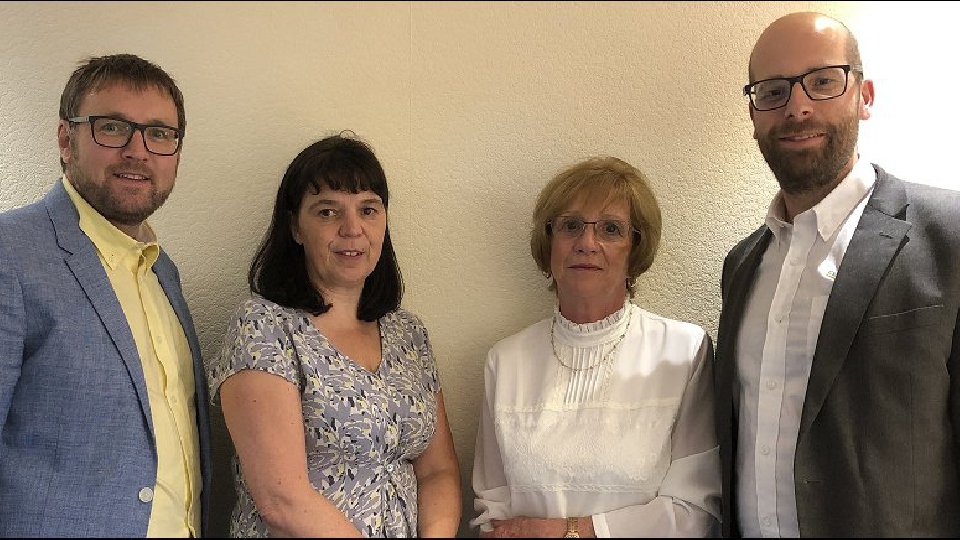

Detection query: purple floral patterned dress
xmin=207 ymin=295 xmax=440 ymax=537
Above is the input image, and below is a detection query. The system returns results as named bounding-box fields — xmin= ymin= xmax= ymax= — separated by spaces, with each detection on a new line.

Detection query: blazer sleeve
xmin=0 ymin=239 xmax=25 ymax=454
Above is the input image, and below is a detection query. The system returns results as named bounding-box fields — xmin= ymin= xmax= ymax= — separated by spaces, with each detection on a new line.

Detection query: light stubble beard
xmin=756 ymin=112 xmax=859 ymax=197
xmin=66 ymin=144 xmax=173 ymax=228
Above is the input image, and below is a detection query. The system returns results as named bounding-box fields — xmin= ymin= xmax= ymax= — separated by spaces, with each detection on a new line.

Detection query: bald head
xmin=749 ymin=12 xmax=861 ymax=82
xmin=745 ymin=11 xmax=873 ymax=213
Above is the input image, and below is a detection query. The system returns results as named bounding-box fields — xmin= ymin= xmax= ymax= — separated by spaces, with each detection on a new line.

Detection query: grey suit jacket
xmin=715 ymin=165 xmax=960 ymax=537
xmin=0 ymin=180 xmax=211 ymax=537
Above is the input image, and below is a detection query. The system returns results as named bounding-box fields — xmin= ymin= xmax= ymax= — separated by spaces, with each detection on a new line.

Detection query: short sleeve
xmin=205 ymin=296 xmax=304 ymax=405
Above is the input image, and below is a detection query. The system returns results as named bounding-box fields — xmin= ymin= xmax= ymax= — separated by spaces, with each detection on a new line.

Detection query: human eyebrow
xmin=306 ymin=199 xmax=340 ymax=210
xmin=95 ymin=113 xmax=178 ymax=127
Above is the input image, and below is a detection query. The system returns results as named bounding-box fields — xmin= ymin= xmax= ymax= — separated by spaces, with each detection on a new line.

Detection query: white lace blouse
xmin=471 ymin=299 xmax=721 ymax=537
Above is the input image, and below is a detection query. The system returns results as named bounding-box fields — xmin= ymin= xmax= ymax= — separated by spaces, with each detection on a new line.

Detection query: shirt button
xmin=138 ymin=487 xmax=154 ymax=502
xmin=760 ymin=445 xmax=771 ymax=455
xmin=766 ymin=380 xmax=777 ymax=390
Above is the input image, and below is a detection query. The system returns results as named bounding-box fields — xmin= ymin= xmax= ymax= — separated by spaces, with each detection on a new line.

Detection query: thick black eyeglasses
xmin=743 ymin=64 xmax=861 ymax=111
xmin=547 ymin=215 xmax=640 ymax=243
xmin=67 ymin=115 xmax=183 ymax=156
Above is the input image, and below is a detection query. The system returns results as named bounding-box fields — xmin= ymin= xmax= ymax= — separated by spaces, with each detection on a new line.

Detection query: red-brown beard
xmin=757 ymin=113 xmax=859 ymax=196
xmin=66 ymin=139 xmax=172 ymax=227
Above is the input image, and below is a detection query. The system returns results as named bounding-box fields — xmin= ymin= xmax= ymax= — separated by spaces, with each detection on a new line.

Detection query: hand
xmin=485 ymin=516 xmax=566 ymax=538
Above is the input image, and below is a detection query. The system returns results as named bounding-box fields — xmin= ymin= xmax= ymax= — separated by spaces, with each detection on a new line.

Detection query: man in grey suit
xmin=716 ymin=11 xmax=960 ymax=537
xmin=0 ymin=54 xmax=210 ymax=537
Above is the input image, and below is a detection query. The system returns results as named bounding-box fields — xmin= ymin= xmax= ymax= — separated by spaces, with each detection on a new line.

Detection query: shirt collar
xmin=62 ymin=175 xmax=160 ymax=271
xmin=764 ymin=158 xmax=876 ymax=243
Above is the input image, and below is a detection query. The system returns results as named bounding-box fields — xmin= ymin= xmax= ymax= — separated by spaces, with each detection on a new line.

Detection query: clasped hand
xmin=480 ymin=516 xmax=566 ymax=538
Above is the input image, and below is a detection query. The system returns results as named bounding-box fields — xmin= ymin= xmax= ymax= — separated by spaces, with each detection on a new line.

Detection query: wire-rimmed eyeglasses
xmin=547 ymin=215 xmax=640 ymax=243
xmin=67 ymin=115 xmax=183 ymax=156
xmin=743 ymin=64 xmax=862 ymax=111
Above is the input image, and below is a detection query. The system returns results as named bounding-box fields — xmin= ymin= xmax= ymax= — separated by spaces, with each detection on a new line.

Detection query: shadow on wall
xmin=209 ymin=409 xmax=237 ymax=537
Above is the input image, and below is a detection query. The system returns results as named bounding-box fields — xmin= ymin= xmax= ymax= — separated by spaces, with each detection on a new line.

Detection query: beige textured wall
xmin=1 ymin=1 xmax=957 ymax=536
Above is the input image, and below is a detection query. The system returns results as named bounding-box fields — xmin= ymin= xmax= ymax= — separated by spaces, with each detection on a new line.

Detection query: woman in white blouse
xmin=471 ymin=156 xmax=720 ymax=538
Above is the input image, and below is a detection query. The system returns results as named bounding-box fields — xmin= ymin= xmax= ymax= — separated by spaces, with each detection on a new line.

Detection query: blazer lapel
xmin=154 ymin=253 xmax=213 ymax=528
xmin=718 ymin=227 xmax=772 ymax=408
xmin=45 ymin=181 xmax=153 ymax=430
xmin=153 ymin=255 xmax=210 ymax=413
xmin=717 ymin=226 xmax=770 ymax=536
xmin=153 ymin=256 xmax=201 ymax=372
xmin=799 ymin=167 xmax=910 ymax=438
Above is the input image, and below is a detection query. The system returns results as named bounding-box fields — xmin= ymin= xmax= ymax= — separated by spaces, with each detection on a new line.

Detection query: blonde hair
xmin=529 ymin=156 xmax=661 ymax=296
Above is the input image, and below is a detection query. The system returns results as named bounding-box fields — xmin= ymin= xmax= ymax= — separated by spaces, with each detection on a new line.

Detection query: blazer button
xmin=139 ymin=487 xmax=154 ymax=503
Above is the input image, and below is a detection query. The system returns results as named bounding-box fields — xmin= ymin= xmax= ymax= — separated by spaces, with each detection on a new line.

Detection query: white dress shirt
xmin=735 ymin=159 xmax=876 ymax=537
xmin=472 ymin=298 xmax=721 ymax=537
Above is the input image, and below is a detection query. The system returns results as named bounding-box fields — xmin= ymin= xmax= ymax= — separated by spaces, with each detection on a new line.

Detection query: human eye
xmin=557 ymin=216 xmax=584 ymax=234
xmin=807 ymin=71 xmax=842 ymax=91
xmin=145 ymin=126 xmax=176 ymax=142
xmin=315 ymin=207 xmax=338 ymax=220
xmin=96 ymin=118 xmax=130 ymax=136
xmin=755 ymin=80 xmax=787 ymax=100
xmin=600 ymin=220 xmax=626 ymax=238
xmin=360 ymin=205 xmax=381 ymax=217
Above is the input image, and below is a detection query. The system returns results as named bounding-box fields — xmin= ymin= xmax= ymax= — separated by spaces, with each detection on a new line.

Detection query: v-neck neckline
xmin=301 ymin=311 xmax=388 ymax=376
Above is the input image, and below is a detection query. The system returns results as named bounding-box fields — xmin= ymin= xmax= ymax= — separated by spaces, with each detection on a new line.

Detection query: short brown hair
xmin=59 ymin=54 xmax=185 ymax=171
xmin=529 ymin=156 xmax=661 ymax=297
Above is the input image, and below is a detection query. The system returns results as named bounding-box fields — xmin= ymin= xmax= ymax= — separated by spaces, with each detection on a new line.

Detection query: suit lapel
xmin=154 ymin=257 xmax=200 ymax=369
xmin=154 ymin=247 xmax=212 ymax=526
xmin=46 ymin=181 xmax=153 ymax=430
xmin=153 ymin=256 xmax=209 ymax=412
xmin=717 ymin=226 xmax=770 ymax=536
xmin=718 ymin=227 xmax=772 ymax=409
xmin=799 ymin=168 xmax=910 ymax=438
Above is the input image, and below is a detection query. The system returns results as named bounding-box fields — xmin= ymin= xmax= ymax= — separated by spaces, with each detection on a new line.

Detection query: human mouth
xmin=776 ymin=131 xmax=826 ymax=149
xmin=109 ymin=165 xmax=153 ymax=183
xmin=336 ymin=249 xmax=365 ymax=257
xmin=116 ymin=172 xmax=149 ymax=180
xmin=780 ymin=132 xmax=824 ymax=141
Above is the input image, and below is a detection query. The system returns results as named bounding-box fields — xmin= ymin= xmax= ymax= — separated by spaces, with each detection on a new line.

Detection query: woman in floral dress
xmin=207 ymin=133 xmax=461 ymax=537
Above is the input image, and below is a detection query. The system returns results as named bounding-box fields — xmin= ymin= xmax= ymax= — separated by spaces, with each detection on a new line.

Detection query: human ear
xmin=859 ymin=78 xmax=875 ymax=120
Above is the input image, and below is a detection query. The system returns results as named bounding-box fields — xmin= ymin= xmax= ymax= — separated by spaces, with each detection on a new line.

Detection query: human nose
xmin=120 ymin=128 xmax=150 ymax=160
xmin=574 ymin=222 xmax=601 ymax=251
xmin=782 ymin=80 xmax=814 ymax=119
xmin=339 ymin=212 xmax=363 ymax=237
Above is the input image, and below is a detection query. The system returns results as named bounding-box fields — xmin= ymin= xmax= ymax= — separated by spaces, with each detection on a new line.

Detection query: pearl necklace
xmin=550 ymin=306 xmax=633 ymax=372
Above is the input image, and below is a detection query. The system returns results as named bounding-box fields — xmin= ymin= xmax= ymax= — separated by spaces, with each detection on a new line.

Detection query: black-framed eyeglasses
xmin=547 ymin=215 xmax=640 ymax=243
xmin=67 ymin=115 xmax=183 ymax=156
xmin=743 ymin=64 xmax=862 ymax=111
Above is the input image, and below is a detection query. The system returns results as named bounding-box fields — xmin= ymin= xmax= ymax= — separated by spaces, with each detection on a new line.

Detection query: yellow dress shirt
xmin=63 ymin=177 xmax=201 ymax=537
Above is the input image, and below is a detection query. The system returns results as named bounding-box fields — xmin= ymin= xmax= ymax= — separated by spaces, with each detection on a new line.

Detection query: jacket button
xmin=138 ymin=487 xmax=154 ymax=503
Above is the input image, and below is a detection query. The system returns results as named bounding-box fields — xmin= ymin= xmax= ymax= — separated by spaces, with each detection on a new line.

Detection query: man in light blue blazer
xmin=0 ymin=54 xmax=211 ymax=537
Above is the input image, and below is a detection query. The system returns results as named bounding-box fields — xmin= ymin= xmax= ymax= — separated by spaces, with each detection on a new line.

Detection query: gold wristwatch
xmin=563 ymin=517 xmax=580 ymax=538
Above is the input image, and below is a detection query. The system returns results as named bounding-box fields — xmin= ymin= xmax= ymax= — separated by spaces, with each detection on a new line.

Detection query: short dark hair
xmin=59 ymin=53 xmax=185 ymax=171
xmin=249 ymin=134 xmax=403 ymax=321
xmin=529 ymin=156 xmax=661 ymax=297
